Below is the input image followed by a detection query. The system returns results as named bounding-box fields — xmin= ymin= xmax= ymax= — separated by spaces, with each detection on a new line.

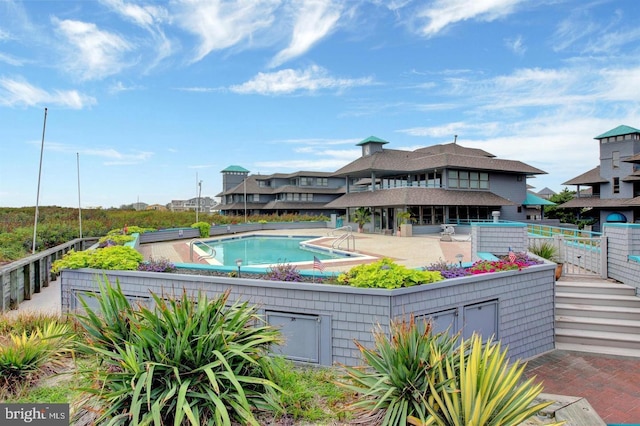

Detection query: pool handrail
xmin=328 ymin=225 xmax=352 ymax=236
xmin=332 ymin=230 xmax=355 ymax=251
xmin=189 ymin=238 xmax=217 ymax=262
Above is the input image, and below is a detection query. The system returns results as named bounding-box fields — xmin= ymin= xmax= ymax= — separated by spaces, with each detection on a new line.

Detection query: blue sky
xmin=1 ymin=0 xmax=639 ymax=208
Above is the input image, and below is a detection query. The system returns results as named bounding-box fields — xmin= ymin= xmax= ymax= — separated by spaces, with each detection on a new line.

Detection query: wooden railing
xmin=0 ymin=238 xmax=97 ymax=313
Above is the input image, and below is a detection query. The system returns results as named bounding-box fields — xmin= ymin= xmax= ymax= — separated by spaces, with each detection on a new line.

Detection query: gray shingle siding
xmin=61 ymin=257 xmax=555 ymax=366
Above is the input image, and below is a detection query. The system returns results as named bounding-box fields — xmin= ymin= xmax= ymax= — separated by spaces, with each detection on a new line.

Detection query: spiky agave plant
xmin=340 ymin=316 xmax=459 ymax=426
xmin=409 ymin=334 xmax=564 ymax=426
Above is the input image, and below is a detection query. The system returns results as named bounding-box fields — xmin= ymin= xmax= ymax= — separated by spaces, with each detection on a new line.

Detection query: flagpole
xmin=32 ymin=107 xmax=48 ymax=254
xmin=77 ymin=152 xmax=83 ymax=239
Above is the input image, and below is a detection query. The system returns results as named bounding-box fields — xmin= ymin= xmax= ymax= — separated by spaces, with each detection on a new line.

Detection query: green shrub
xmin=73 ymin=278 xmax=284 ymax=426
xmin=51 ymin=246 xmax=143 ymax=273
xmin=51 ymin=250 xmax=93 ymax=273
xmin=98 ymin=234 xmax=134 ymax=246
xmin=106 ymin=225 xmax=155 ymax=236
xmin=341 ymin=317 xmax=458 ymax=426
xmin=191 ymin=221 xmax=211 ymax=238
xmin=337 ymin=258 xmax=443 ymax=289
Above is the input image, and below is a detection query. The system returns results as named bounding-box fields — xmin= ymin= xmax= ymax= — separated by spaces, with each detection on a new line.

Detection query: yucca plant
xmin=0 ymin=321 xmax=74 ymax=395
xmin=73 ymin=277 xmax=284 ymax=426
xmin=340 ymin=316 xmax=459 ymax=426
xmin=409 ymin=334 xmax=564 ymax=426
xmin=528 ymin=240 xmax=560 ymax=263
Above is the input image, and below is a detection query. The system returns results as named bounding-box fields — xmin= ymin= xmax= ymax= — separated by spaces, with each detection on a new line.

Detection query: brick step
xmin=555 ymin=327 xmax=640 ymax=351
xmin=556 ymin=303 xmax=640 ymax=321
xmin=556 ymin=315 xmax=640 ymax=334
xmin=556 ymin=292 xmax=640 ymax=309
xmin=556 ymin=280 xmax=636 ymax=296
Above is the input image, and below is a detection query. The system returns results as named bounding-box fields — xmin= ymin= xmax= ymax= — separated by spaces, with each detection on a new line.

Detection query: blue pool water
xmin=197 ymin=235 xmax=349 ymax=266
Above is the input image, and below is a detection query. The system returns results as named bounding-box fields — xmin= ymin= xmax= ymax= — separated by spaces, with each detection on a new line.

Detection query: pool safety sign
xmin=1 ymin=404 xmax=68 ymax=425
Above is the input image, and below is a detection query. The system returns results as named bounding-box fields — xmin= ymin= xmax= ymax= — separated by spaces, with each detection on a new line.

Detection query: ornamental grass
xmin=72 ymin=277 xmax=284 ymax=426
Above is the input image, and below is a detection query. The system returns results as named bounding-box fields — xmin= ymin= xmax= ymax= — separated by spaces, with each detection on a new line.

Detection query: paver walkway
xmin=522 ymin=350 xmax=640 ymax=424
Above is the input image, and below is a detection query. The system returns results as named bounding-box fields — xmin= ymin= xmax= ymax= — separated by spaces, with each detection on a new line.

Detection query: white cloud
xmin=255 ymin=157 xmax=355 ymax=171
xmin=44 ymin=142 xmax=153 ymax=165
xmin=174 ymin=0 xmax=280 ymax=63
xmin=399 ymin=122 xmax=500 ymax=138
xmin=0 ymin=77 xmax=96 ymax=108
xmin=417 ymin=0 xmax=524 ymax=37
xmin=255 ymin=137 xmax=361 ymax=170
xmin=53 ymin=18 xmax=133 ymax=80
xmin=551 ymin=10 xmax=599 ymax=52
xmin=276 ymin=137 xmax=360 ymax=146
xmin=0 ymin=28 xmax=11 ymax=40
xmin=108 ymin=81 xmax=143 ymax=94
xmin=99 ymin=0 xmax=174 ymax=68
xmin=598 ymin=67 xmax=640 ymax=102
xmin=100 ymin=0 xmax=169 ymax=28
xmin=0 ymin=52 xmax=25 ymax=66
xmin=174 ymin=86 xmax=220 ymax=93
xmin=269 ymin=0 xmax=342 ymax=68
xmin=584 ymin=27 xmax=640 ymax=54
xmin=229 ymin=65 xmax=373 ymax=95
xmin=505 ymin=35 xmax=526 ymax=56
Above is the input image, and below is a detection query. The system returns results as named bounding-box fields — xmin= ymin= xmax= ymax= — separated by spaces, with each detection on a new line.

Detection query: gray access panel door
xmin=426 ymin=308 xmax=458 ymax=335
xmin=462 ymin=299 xmax=498 ymax=340
xmin=266 ymin=310 xmax=331 ymax=365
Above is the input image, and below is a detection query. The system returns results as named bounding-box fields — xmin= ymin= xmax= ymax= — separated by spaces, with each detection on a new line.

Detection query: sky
xmin=1 ymin=0 xmax=639 ymax=209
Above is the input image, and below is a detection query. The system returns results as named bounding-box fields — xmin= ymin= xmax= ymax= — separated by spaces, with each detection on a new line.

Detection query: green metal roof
xmin=594 ymin=125 xmax=640 ymax=139
xmin=221 ymin=165 xmax=250 ymax=173
xmin=356 ymin=136 xmax=389 ymax=146
xmin=523 ymin=192 xmax=556 ymax=206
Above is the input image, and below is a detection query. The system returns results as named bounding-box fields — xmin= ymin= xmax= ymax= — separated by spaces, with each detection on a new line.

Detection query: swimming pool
xmin=195 ymin=235 xmax=360 ymax=267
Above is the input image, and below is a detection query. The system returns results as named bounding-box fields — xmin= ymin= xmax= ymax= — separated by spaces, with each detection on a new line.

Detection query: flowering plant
xmin=426 ymin=252 xmax=544 ymax=278
xmin=265 ymin=261 xmax=303 ymax=282
xmin=138 ymin=257 xmax=177 ymax=273
xmin=467 ymin=260 xmax=520 ymax=274
xmin=498 ymin=252 xmax=544 ymax=267
xmin=424 ymin=259 xmax=471 ymax=279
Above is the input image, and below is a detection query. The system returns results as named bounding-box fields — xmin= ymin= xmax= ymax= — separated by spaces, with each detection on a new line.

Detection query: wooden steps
xmin=555 ymin=278 xmax=640 ymax=357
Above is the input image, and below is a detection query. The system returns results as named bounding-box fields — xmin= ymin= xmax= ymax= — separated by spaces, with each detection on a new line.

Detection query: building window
xmin=613 ymin=151 xmax=620 ymax=168
xmin=448 ymin=170 xmax=458 ymax=188
xmin=448 ymin=170 xmax=488 ymax=189
xmin=316 ymin=177 xmax=328 ymax=186
xmin=459 ymin=171 xmax=469 ymax=188
xmin=613 ymin=177 xmax=620 ymax=194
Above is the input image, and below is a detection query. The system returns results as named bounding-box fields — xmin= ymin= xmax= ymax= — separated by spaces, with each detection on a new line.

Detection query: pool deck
xmin=139 ymin=229 xmax=473 ymax=273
